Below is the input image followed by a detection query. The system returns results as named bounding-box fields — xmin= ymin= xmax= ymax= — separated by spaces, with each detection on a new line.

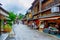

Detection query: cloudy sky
xmin=0 ymin=0 xmax=34 ymax=15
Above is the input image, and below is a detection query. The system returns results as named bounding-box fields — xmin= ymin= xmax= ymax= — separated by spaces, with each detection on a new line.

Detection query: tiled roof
xmin=0 ymin=3 xmax=2 ymax=5
xmin=0 ymin=7 xmax=9 ymax=14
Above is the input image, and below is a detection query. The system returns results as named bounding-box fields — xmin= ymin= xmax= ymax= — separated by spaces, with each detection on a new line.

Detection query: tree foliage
xmin=18 ymin=13 xmax=24 ymax=20
xmin=8 ymin=12 xmax=16 ymax=21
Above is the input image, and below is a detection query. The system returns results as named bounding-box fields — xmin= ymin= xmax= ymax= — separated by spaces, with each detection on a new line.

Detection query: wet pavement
xmin=6 ymin=23 xmax=60 ymax=40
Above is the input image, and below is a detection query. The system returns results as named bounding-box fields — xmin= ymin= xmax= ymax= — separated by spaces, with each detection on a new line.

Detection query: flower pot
xmin=4 ymin=24 xmax=12 ymax=32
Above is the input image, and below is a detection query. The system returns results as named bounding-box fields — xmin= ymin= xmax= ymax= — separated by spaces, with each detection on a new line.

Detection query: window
xmin=42 ymin=0 xmax=48 ymax=3
xmin=41 ymin=0 xmax=44 ymax=2
xmin=51 ymin=6 xmax=60 ymax=13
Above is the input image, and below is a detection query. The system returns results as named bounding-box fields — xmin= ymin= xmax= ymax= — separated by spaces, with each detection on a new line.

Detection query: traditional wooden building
xmin=22 ymin=15 xmax=27 ymax=24
xmin=38 ymin=0 xmax=60 ymax=31
xmin=27 ymin=0 xmax=60 ymax=31
xmin=26 ymin=7 xmax=33 ymax=27
xmin=23 ymin=0 xmax=60 ymax=32
xmin=0 ymin=5 xmax=9 ymax=34
xmin=29 ymin=0 xmax=41 ymax=29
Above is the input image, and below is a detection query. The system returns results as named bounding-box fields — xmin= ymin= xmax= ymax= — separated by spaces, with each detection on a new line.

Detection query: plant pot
xmin=4 ymin=28 xmax=11 ymax=32
xmin=4 ymin=24 xmax=12 ymax=33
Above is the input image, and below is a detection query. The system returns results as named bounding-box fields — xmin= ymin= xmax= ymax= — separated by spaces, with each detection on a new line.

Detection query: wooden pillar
xmin=39 ymin=0 xmax=41 ymax=12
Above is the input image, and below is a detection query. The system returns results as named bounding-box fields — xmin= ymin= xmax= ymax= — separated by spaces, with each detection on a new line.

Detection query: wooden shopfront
xmin=0 ymin=6 xmax=9 ymax=34
xmin=0 ymin=14 xmax=5 ymax=34
xmin=33 ymin=19 xmax=40 ymax=29
xmin=40 ymin=16 xmax=60 ymax=31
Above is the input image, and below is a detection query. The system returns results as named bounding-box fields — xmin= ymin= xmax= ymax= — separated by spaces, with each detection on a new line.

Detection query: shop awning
xmin=40 ymin=17 xmax=60 ymax=20
xmin=0 ymin=11 xmax=9 ymax=17
xmin=0 ymin=7 xmax=9 ymax=17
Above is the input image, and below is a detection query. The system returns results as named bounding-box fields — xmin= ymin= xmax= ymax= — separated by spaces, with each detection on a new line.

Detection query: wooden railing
xmin=39 ymin=12 xmax=60 ymax=18
xmin=42 ymin=0 xmax=60 ymax=10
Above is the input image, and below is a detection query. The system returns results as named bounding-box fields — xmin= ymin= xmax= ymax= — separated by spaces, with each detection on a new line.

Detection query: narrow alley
xmin=0 ymin=0 xmax=60 ymax=40
xmin=6 ymin=23 xmax=59 ymax=40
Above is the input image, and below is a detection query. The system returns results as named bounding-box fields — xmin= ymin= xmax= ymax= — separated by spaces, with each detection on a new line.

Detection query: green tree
xmin=7 ymin=12 xmax=16 ymax=26
xmin=18 ymin=13 xmax=24 ymax=20
xmin=8 ymin=12 xmax=16 ymax=21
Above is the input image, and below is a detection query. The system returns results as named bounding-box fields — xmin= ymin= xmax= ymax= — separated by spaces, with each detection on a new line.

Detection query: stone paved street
xmin=0 ymin=0 xmax=60 ymax=40
xmin=6 ymin=23 xmax=60 ymax=40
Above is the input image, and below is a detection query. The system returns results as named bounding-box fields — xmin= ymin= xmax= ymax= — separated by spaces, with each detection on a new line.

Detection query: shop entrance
xmin=43 ymin=19 xmax=60 ymax=34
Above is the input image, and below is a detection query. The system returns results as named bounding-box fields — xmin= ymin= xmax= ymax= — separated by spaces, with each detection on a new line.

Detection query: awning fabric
xmin=40 ymin=17 xmax=60 ymax=20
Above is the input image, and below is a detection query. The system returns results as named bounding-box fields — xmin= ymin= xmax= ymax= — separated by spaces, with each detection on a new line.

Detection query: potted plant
xmin=3 ymin=24 xmax=12 ymax=32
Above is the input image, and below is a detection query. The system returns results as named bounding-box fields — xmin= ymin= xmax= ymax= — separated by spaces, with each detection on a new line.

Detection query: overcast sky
xmin=0 ymin=0 xmax=34 ymax=15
